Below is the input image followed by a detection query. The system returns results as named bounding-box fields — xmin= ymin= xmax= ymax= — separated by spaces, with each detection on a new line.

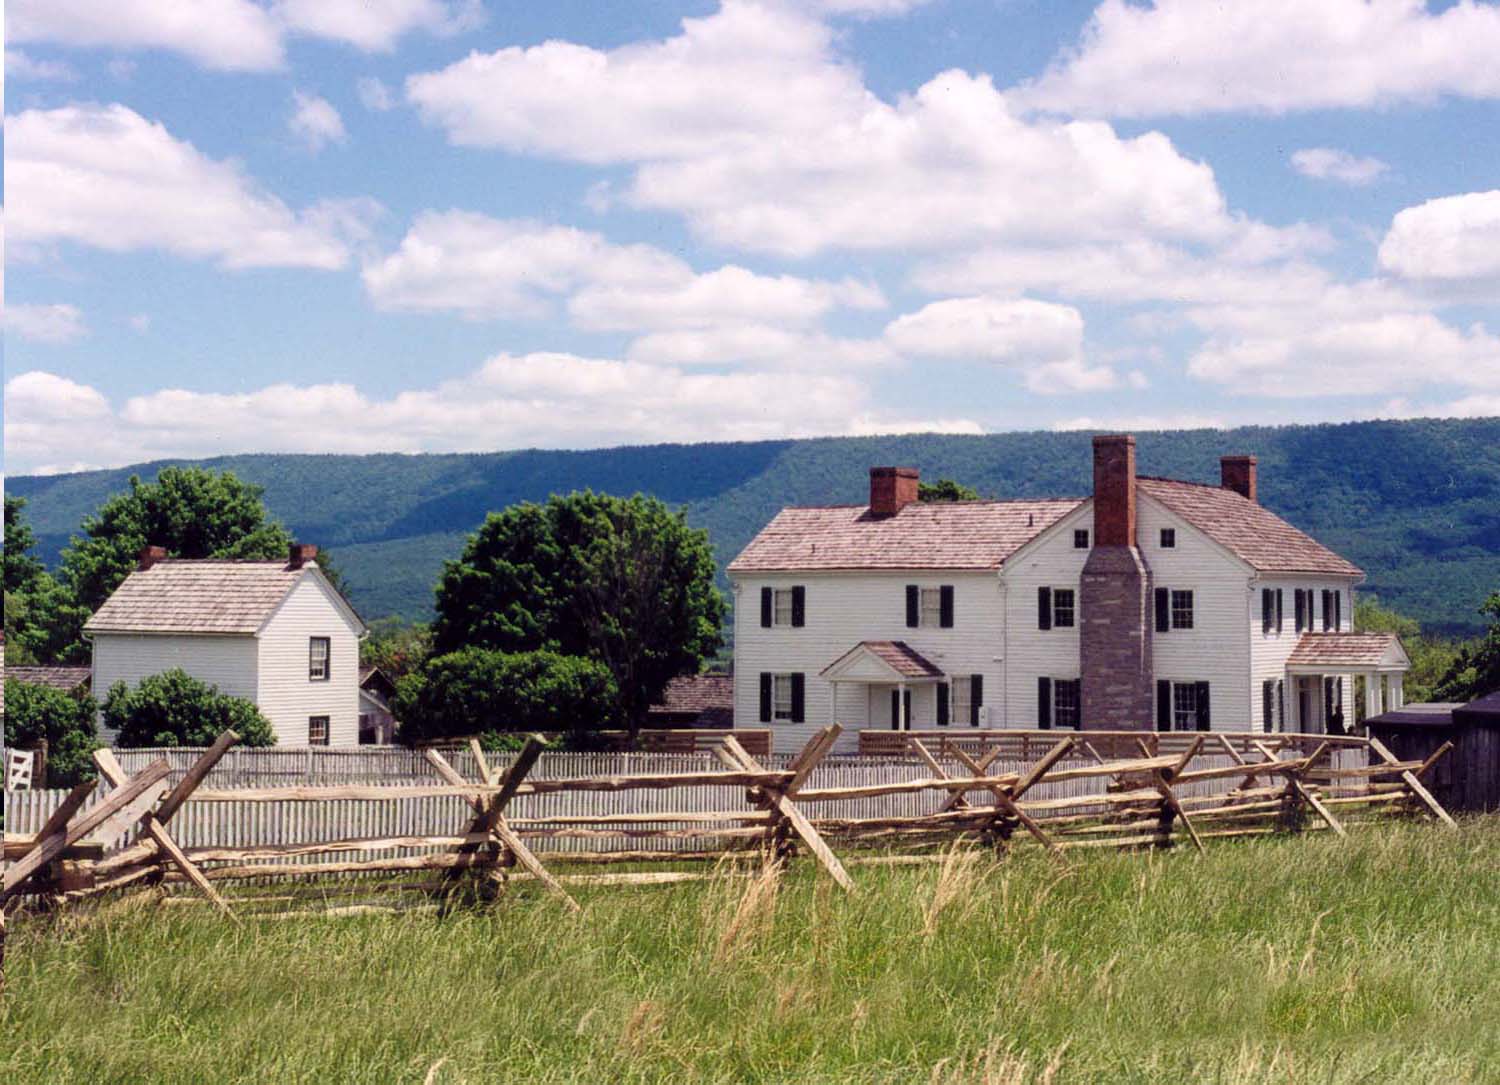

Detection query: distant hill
xmin=11 ymin=418 xmax=1500 ymax=635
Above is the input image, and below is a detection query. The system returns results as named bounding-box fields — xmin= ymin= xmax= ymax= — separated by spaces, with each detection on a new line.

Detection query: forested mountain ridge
xmin=11 ymin=417 xmax=1499 ymax=634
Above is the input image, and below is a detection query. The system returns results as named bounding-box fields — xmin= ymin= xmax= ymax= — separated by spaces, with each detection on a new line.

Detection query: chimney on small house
xmin=869 ymin=466 xmax=920 ymax=518
xmin=1091 ymin=434 xmax=1137 ymax=546
xmin=287 ymin=542 xmax=319 ymax=570
xmin=137 ymin=545 xmax=167 ymax=571
xmin=1221 ymin=454 xmax=1258 ymax=503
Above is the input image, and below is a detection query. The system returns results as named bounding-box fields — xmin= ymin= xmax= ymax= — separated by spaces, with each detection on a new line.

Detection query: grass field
xmin=3 ymin=819 xmax=1497 ymax=1084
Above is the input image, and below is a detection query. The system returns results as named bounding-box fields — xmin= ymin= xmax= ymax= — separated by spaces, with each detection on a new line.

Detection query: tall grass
xmin=3 ymin=819 xmax=1497 ymax=1084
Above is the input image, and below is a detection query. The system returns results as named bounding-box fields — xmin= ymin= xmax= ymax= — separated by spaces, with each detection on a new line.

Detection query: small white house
xmin=85 ymin=543 xmax=367 ymax=747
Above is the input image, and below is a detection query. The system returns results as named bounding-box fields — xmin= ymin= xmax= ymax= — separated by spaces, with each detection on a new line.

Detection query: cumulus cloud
xmin=1378 ymin=190 xmax=1500 ymax=293
xmin=626 ymin=326 xmax=895 ymax=369
xmin=7 ymin=303 xmax=88 ymax=344
xmin=405 ymin=1 xmax=1268 ymax=258
xmin=1290 ymin=148 xmax=1389 ymax=186
xmin=1020 ymin=0 xmax=1500 ymax=117
xmin=8 ymin=104 xmax=375 ymax=270
xmin=6 ymin=49 xmax=78 ymax=82
xmin=3 ymin=359 xmax=984 ymax=474
xmin=273 ymin=0 xmax=483 ymax=52
xmin=289 ymin=91 xmax=348 ymax=152
xmin=357 ymin=77 xmax=396 ymax=111
xmin=1052 ymin=413 xmax=1226 ymax=433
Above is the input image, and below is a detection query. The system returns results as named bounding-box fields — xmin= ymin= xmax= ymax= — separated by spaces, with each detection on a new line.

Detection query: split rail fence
xmin=2 ymin=726 xmax=1456 ymax=919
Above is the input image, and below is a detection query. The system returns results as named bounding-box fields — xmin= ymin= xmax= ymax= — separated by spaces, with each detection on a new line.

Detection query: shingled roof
xmin=1137 ymin=478 xmax=1362 ymax=577
xmin=727 ymin=499 xmax=1084 ymax=573
xmin=84 ymin=560 xmax=339 ymax=635
xmin=5 ymin=665 xmax=92 ymax=692
xmin=1287 ymin=632 xmax=1408 ymax=669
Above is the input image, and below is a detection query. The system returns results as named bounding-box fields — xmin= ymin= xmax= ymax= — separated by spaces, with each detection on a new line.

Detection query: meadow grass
xmin=3 ymin=818 xmax=1497 ymax=1084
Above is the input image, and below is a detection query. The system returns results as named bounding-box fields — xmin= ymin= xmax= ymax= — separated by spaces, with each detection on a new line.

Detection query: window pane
xmin=1170 ymin=590 xmax=1194 ymax=629
xmin=773 ymin=674 xmax=793 ymax=719
xmin=1054 ymin=679 xmax=1080 ymax=728
xmin=1053 ymin=589 xmax=1075 ymax=628
xmin=773 ymin=589 xmax=793 ymax=626
xmin=920 ymin=587 xmax=942 ymax=627
xmin=1172 ymin=683 xmax=1197 ymax=730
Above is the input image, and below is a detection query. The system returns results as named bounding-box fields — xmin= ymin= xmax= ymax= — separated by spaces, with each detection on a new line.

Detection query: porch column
xmin=1364 ymin=675 xmax=1381 ymax=720
xmin=899 ymin=681 xmax=908 ymax=731
xmin=1391 ymin=675 xmax=1404 ymax=709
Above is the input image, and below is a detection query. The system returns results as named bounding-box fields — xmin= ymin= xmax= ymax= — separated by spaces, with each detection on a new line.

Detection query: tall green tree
xmin=4 ymin=496 xmax=90 ymax=664
xmin=433 ymin=491 xmax=726 ymax=733
xmin=5 ymin=496 xmax=47 ymax=595
xmin=1434 ymin=591 xmax=1500 ymax=702
xmin=1354 ymin=596 xmax=1464 ymax=706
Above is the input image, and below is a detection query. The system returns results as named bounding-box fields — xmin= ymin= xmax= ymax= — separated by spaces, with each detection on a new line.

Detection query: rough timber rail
xmin=1 ymin=725 xmax=1457 ymax=920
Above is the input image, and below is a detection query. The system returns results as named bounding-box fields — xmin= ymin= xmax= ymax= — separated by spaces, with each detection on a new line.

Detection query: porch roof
xmin=1286 ymin=632 xmax=1410 ymax=674
xmin=820 ymin=640 xmax=945 ymax=683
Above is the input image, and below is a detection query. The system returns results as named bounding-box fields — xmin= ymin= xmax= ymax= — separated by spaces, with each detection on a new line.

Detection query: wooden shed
xmin=1366 ymin=690 xmax=1500 ymax=814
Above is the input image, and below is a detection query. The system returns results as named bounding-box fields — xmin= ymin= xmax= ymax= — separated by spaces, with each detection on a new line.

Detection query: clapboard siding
xmin=257 ymin=576 xmax=362 ymax=747
xmin=731 ymin=571 xmax=1004 ymax=754
xmin=92 ymin=632 xmax=259 ymax=709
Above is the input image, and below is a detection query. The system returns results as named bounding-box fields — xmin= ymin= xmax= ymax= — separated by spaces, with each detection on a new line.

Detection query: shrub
xmin=393 ymin=648 xmax=619 ymax=746
xmin=102 ymin=669 xmax=276 ymax=748
xmin=2 ymin=680 xmax=102 ymax=786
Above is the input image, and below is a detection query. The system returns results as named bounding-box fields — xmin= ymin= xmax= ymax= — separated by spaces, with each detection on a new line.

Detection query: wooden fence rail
xmin=2 ymin=728 xmax=1454 ymax=919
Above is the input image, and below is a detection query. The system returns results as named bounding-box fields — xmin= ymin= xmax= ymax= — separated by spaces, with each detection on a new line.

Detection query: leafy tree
xmin=5 ymin=496 xmax=47 ymax=595
xmin=1434 ymin=591 xmax=1500 ymax=702
xmin=102 ymin=669 xmax=276 ymax=748
xmin=4 ymin=497 xmax=91 ymax=664
xmin=918 ymin=478 xmax=981 ymax=502
xmin=2 ymin=681 xmax=102 ymax=786
xmin=1354 ymin=596 xmax=1465 ymax=706
xmin=360 ymin=618 xmax=434 ymax=680
xmin=393 ymin=648 xmax=619 ymax=745
xmin=433 ymin=491 xmax=726 ymax=732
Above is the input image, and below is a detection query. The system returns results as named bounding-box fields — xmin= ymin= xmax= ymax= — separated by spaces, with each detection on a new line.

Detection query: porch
xmin=821 ymin=640 xmax=947 ymax=731
xmin=1285 ymin=632 xmax=1411 ymax=733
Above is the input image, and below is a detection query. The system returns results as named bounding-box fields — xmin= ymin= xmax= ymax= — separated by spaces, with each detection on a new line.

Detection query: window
xmin=1157 ymin=680 xmax=1210 ymax=732
xmin=1160 ymin=528 xmax=1176 ymax=548
xmin=1262 ymin=679 xmax=1276 ymax=733
xmin=760 ymin=586 xmax=805 ymax=627
xmin=774 ymin=589 xmax=794 ymax=626
xmin=907 ymin=584 xmax=954 ymax=627
xmin=952 ymin=678 xmax=971 ymax=727
xmin=920 ymin=588 xmax=943 ymax=628
xmin=759 ymin=672 xmax=805 ymax=723
xmin=1052 ymin=588 xmax=1076 ymax=628
xmin=1294 ymin=588 xmax=1312 ymax=633
xmin=1074 ymin=529 xmax=1090 ymax=549
xmin=309 ymin=637 xmax=331 ymax=681
xmin=308 ymin=715 xmax=330 ymax=745
xmin=1170 ymin=590 xmax=1194 ymax=630
xmin=1172 ymin=684 xmax=1198 ymax=731
xmin=1054 ymin=678 xmax=1081 ymax=729
xmin=1261 ymin=588 xmax=1285 ymax=635
xmin=773 ymin=675 xmax=794 ymax=720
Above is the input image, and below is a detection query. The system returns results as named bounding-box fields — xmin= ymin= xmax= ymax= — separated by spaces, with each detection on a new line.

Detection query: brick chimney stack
xmin=287 ymin=543 xmax=319 ymax=570
xmin=1091 ymin=434 xmax=1137 ymax=546
xmin=869 ymin=466 xmax=920 ymax=518
xmin=1221 ymin=455 xmax=1258 ymax=503
xmin=137 ymin=545 xmax=167 ymax=571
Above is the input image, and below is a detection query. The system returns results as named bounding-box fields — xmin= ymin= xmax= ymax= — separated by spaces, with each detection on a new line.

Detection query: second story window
xmin=906 ymin=584 xmax=954 ymax=628
xmin=1052 ymin=588 xmax=1075 ymax=628
xmin=1171 ymin=590 xmax=1194 ymax=629
xmin=309 ymin=636 xmax=331 ymax=681
xmin=759 ymin=586 xmax=805 ymax=628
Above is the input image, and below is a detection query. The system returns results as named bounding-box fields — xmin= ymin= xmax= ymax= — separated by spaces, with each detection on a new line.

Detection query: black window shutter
xmin=1195 ymin=681 xmax=1211 ymax=731
xmin=1037 ymin=676 xmax=1052 ymax=729
xmin=971 ymin=674 xmax=983 ymax=726
xmin=791 ymin=585 xmax=806 ymax=628
xmin=759 ymin=673 xmax=772 ymax=723
xmin=1262 ymin=588 xmax=1273 ymax=634
xmin=890 ymin=689 xmax=900 ymax=730
xmin=1262 ymin=680 xmax=1274 ymax=734
xmin=1293 ymin=589 xmax=1303 ymax=632
xmin=903 ymin=690 xmax=912 ymax=729
xmin=937 ymin=683 xmax=949 ymax=726
xmin=1038 ymin=587 xmax=1052 ymax=630
xmin=1322 ymin=589 xmax=1332 ymax=631
xmin=1277 ymin=679 xmax=1285 ymax=727
xmin=1276 ymin=589 xmax=1284 ymax=632
xmin=790 ymin=673 xmax=805 ymax=723
xmin=1156 ymin=679 xmax=1171 ymax=731
xmin=940 ymin=585 xmax=954 ymax=628
xmin=906 ymin=585 xmax=919 ymax=627
xmin=760 ymin=587 xmax=773 ymax=628
xmin=1154 ymin=587 xmax=1170 ymax=632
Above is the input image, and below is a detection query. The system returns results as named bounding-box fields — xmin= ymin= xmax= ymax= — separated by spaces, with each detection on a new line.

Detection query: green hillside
xmin=10 ymin=418 xmax=1499 ymax=635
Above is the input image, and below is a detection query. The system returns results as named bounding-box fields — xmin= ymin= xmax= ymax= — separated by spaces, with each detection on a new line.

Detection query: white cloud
xmin=1378 ymin=190 xmax=1500 ymax=291
xmin=1290 ymin=148 xmax=1389 ymax=186
xmin=274 ymin=0 xmax=483 ymax=52
xmin=1052 ymin=413 xmax=1226 ymax=433
xmin=1020 ymin=0 xmax=1500 ymax=118
xmin=884 ymin=296 xmax=1083 ymax=364
xmin=8 ymin=104 xmax=374 ymax=270
xmin=7 ymin=303 xmax=87 ymax=344
xmin=289 ymin=92 xmax=348 ymax=153
xmin=8 ymin=0 xmax=285 ymax=71
xmin=626 ymin=326 xmax=895 ymax=369
xmin=363 ymin=210 xmax=886 ymax=336
xmin=357 ymin=77 xmax=396 ymax=111
xmin=3 ymin=359 xmax=983 ymax=474
xmin=406 ymin=1 xmax=1256 ymax=258
xmin=6 ymin=49 xmax=78 ymax=82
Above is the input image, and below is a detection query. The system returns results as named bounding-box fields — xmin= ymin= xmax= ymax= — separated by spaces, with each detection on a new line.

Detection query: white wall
xmin=731 ymin=570 xmax=1004 ymax=754
xmin=256 ymin=575 xmax=362 ymax=747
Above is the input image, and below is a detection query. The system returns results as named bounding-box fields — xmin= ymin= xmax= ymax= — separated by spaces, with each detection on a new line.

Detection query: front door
xmin=1296 ymin=677 xmax=1321 ymax=734
xmin=888 ymin=688 xmax=912 ymax=730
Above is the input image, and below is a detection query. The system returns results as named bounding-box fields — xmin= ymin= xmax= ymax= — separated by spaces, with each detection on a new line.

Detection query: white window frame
xmin=772 ymin=588 xmax=795 ymax=627
xmin=1052 ymin=588 xmax=1076 ymax=629
xmin=772 ymin=674 xmax=794 ymax=721
xmin=1170 ymin=589 xmax=1194 ymax=630
xmin=308 ymin=715 xmax=330 ymax=745
xmin=919 ymin=587 xmax=943 ymax=628
xmin=309 ymin=636 xmax=331 ymax=681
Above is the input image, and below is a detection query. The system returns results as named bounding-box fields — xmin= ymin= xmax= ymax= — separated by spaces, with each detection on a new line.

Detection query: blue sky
xmin=5 ymin=0 xmax=1499 ymax=474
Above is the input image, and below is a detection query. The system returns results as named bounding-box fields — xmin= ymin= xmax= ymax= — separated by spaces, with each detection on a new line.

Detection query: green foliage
xmin=392 ymin=648 xmax=619 ymax=745
xmin=1354 ymin=596 xmax=1466 ymax=705
xmin=917 ymin=477 xmax=981 ymax=501
xmin=102 ymin=669 xmax=276 ymax=748
xmin=2 ymin=680 xmax=101 ymax=786
xmin=359 ymin=617 xmax=434 ymax=680
xmin=433 ymin=491 xmax=726 ymax=730
xmin=5 ymin=496 xmax=46 ymax=595
xmin=1434 ymin=591 xmax=1500 ymax=702
xmin=4 ymin=497 xmax=90 ymax=664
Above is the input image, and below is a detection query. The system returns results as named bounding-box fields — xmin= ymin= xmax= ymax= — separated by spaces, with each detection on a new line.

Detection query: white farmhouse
xmin=728 ymin=435 xmax=1411 ymax=753
xmin=86 ymin=544 xmax=367 ymax=746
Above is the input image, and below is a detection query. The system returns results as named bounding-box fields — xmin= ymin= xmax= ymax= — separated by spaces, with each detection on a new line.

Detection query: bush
xmin=102 ymin=669 xmax=276 ymax=748
xmin=393 ymin=648 xmax=619 ymax=746
xmin=3 ymin=680 xmax=102 ymax=786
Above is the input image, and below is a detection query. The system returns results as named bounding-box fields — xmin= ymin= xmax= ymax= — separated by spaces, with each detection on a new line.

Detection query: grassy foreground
xmin=4 ymin=819 xmax=1498 ymax=1084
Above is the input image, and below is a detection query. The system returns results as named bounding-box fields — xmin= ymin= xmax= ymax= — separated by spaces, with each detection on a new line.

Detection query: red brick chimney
xmin=137 ymin=545 xmax=167 ymax=571
xmin=869 ymin=466 xmax=919 ymax=518
xmin=287 ymin=543 xmax=319 ymax=570
xmin=1091 ymin=435 xmax=1137 ymax=546
xmin=1221 ymin=455 xmax=1257 ymax=503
